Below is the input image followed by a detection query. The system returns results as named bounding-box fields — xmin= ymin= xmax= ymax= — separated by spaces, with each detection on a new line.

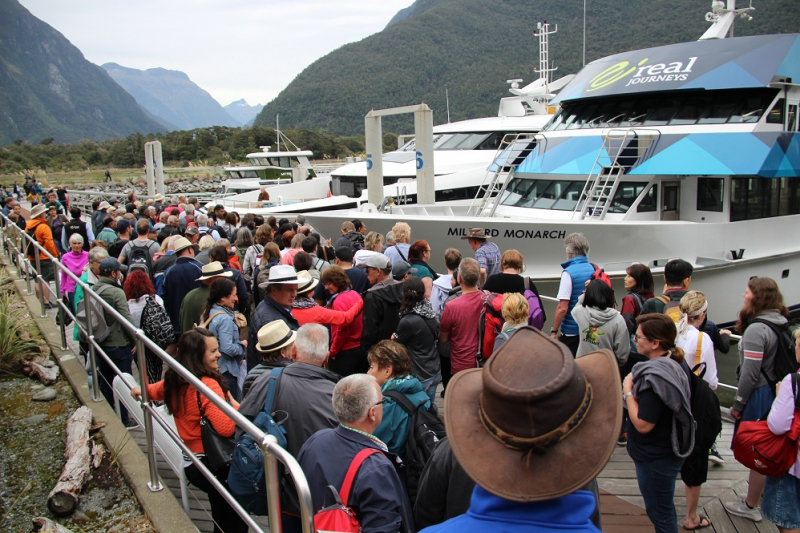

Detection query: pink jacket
xmin=768 ymin=372 xmax=800 ymax=478
xmin=60 ymin=250 xmax=89 ymax=296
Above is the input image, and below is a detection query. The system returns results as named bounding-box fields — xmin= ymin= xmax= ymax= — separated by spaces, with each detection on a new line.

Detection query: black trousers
xmin=184 ymin=458 xmax=248 ymax=533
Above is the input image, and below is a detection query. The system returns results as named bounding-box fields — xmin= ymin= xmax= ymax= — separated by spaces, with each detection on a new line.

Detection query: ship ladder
xmin=468 ymin=133 xmax=540 ymax=217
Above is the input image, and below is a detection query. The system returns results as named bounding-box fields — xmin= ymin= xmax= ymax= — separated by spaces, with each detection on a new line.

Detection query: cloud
xmin=19 ymin=0 xmax=413 ymax=106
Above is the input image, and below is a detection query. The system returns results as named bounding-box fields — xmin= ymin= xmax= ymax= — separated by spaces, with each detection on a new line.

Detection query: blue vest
xmin=560 ymin=256 xmax=594 ymax=336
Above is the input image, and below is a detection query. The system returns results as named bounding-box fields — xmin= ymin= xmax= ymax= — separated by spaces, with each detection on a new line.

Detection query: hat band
xmin=258 ymin=330 xmax=294 ymax=352
xmin=202 ymin=267 xmax=224 ymax=277
xmin=478 ymin=383 xmax=593 ymax=455
xmin=270 ymin=276 xmax=297 ymax=283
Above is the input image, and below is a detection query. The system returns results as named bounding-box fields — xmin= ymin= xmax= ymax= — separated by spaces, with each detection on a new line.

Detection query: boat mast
xmin=534 ymin=21 xmax=558 ymax=94
xmin=699 ymin=0 xmax=754 ymax=40
xmin=276 ymin=114 xmax=280 ymax=152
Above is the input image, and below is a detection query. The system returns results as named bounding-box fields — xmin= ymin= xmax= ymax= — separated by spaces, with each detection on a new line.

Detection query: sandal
xmin=683 ymin=515 xmax=712 ymax=531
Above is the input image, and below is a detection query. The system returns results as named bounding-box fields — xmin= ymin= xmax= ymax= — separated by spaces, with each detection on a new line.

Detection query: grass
xmin=0 ymin=166 xmax=223 ymax=187
xmin=0 ymin=292 xmax=43 ymax=374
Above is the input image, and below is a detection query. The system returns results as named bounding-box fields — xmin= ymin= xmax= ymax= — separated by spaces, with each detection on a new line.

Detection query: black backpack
xmin=751 ymin=318 xmax=799 ymax=390
xmin=140 ymin=296 xmax=174 ymax=348
xmin=25 ymin=227 xmax=38 ymax=258
xmin=384 ymin=390 xmax=446 ymax=503
xmin=689 ymin=363 xmax=722 ymax=453
xmin=346 ymin=232 xmax=365 ymax=251
xmin=127 ymin=240 xmax=154 ymax=277
xmin=64 ymin=219 xmax=89 ymax=251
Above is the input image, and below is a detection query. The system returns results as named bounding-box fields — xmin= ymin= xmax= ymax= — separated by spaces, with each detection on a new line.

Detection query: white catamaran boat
xmin=303 ymin=2 xmax=800 ymax=325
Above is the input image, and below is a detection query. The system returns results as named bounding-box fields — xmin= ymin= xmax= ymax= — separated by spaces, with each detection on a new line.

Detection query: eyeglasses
xmin=634 ymin=334 xmax=650 ymax=341
xmin=374 ymin=397 xmax=389 ymax=407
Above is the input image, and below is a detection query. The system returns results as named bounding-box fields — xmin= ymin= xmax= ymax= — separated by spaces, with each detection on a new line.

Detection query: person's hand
xmin=584 ymin=279 xmax=591 ymax=288
xmin=622 ymin=374 xmax=634 ymax=394
xmin=730 ymin=408 xmax=742 ymax=420
xmin=240 ymin=339 xmax=247 ymax=348
xmin=227 ymin=391 xmax=239 ymax=409
xmin=130 ymin=386 xmax=141 ymax=400
xmin=391 ymin=332 xmax=397 ymax=340
xmin=550 ymin=331 xmax=558 ymax=340
xmin=775 ymin=381 xmax=782 ymax=396
xmin=720 ymin=328 xmax=732 ymax=336
xmin=131 ymin=346 xmax=136 ymax=355
xmin=326 ymin=238 xmax=332 ymax=246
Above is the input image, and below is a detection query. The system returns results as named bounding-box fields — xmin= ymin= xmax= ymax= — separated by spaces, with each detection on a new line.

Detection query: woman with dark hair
xmin=293 ymin=251 xmax=315 ymax=277
xmin=243 ymin=224 xmax=271 ymax=282
xmin=622 ymin=263 xmax=655 ymax=336
xmin=623 ymin=314 xmax=693 ymax=533
xmin=130 ymin=328 xmax=247 ymax=533
xmin=723 ymin=277 xmax=790 ymax=523
xmin=407 ymin=240 xmax=438 ymax=299
xmin=482 ymin=249 xmax=527 ymax=294
xmin=221 ymin=211 xmax=239 ymax=241
xmin=233 ymin=225 xmax=253 ymax=272
xmin=208 ymin=245 xmax=249 ymax=315
xmin=266 ymin=215 xmax=278 ymax=234
xmin=124 ymin=270 xmax=167 ymax=383
xmin=367 ymin=340 xmax=432 ymax=458
xmin=572 ymin=279 xmax=630 ymax=363
xmin=320 ymin=265 xmax=364 ymax=376
xmin=393 ymin=276 xmax=440 ymax=402
xmin=200 ymin=278 xmax=247 ymax=401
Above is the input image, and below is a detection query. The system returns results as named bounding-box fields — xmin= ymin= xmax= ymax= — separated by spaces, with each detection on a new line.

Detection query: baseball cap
xmin=99 ymin=258 xmax=128 ymax=275
xmin=365 ymin=253 xmax=391 ymax=270
xmin=392 ymin=261 xmax=417 ymax=281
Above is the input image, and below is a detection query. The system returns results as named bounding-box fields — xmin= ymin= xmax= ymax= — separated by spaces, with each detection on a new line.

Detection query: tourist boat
xmin=220 ymin=22 xmax=569 ymax=214
xmin=303 ymin=2 xmax=800 ymax=325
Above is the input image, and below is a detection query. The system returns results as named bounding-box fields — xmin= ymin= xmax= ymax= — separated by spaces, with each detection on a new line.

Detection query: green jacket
xmin=180 ymin=285 xmax=209 ymax=334
xmin=94 ymin=276 xmax=136 ymax=347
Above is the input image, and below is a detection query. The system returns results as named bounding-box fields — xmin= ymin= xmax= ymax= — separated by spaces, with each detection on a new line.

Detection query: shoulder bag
xmin=196 ymin=389 xmax=235 ymax=472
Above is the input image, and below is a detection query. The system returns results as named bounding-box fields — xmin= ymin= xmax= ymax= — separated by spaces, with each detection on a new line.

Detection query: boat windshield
xmin=399 ymin=132 xmax=506 ymax=151
xmin=500 ymin=178 xmax=649 ymax=213
xmin=544 ymin=88 xmax=779 ymax=131
xmin=227 ymin=170 xmax=260 ymax=179
xmin=248 ymin=156 xmax=300 ymax=167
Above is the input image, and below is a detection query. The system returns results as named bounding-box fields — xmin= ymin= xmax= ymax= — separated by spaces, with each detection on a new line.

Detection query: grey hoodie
xmin=572 ymin=294 xmax=630 ymax=364
xmin=734 ymin=310 xmax=788 ymax=411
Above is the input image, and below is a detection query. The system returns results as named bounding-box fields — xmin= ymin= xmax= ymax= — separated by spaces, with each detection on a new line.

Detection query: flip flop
xmin=683 ymin=515 xmax=712 ymax=531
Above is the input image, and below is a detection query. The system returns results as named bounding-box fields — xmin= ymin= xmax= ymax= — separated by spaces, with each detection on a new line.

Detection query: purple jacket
xmin=60 ymin=250 xmax=88 ymax=295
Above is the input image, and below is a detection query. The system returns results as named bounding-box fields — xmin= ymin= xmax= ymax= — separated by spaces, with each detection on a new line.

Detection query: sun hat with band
xmin=173 ymin=236 xmax=200 ymax=255
xmin=296 ymin=270 xmax=319 ymax=294
xmin=196 ymin=261 xmax=233 ymax=282
xmin=258 ymin=264 xmax=299 ymax=290
xmin=445 ymin=326 xmax=622 ymax=502
xmin=255 ymin=320 xmax=297 ymax=354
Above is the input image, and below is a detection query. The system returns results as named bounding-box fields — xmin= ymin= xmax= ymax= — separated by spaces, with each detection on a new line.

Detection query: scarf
xmin=401 ymin=299 xmax=436 ymax=319
xmin=292 ymin=297 xmax=317 ymax=310
xmin=410 ymin=258 xmax=438 ymax=279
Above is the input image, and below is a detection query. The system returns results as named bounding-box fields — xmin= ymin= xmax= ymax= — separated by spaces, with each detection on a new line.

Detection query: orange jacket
xmin=25 ymin=217 xmax=59 ymax=260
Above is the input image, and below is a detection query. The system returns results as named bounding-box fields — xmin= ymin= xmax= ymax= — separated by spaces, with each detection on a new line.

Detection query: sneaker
xmin=617 ymin=432 xmax=627 ymax=446
xmin=723 ymin=500 xmax=763 ymax=522
xmin=708 ymin=448 xmax=725 ymax=465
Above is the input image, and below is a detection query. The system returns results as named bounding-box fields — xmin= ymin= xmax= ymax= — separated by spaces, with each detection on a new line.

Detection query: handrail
xmin=0 ymin=214 xmax=314 ymax=533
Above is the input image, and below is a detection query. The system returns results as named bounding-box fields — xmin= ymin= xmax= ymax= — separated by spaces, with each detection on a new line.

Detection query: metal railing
xmin=0 ymin=215 xmax=314 ymax=533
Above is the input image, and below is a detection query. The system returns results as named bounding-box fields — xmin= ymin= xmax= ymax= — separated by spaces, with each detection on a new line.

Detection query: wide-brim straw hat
xmin=30 ymin=204 xmax=47 ymax=219
xmin=153 ymin=194 xmax=164 ymax=202
xmin=196 ymin=261 xmax=233 ymax=281
xmin=445 ymin=327 xmax=621 ymax=502
xmin=255 ymin=320 xmax=297 ymax=353
xmin=296 ymin=270 xmax=319 ymax=294
xmin=258 ymin=265 xmax=299 ymax=290
xmin=173 ymin=236 xmax=200 ymax=255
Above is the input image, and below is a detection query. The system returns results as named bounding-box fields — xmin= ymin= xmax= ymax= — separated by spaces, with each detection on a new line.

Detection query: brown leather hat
xmin=445 ymin=326 xmax=621 ymax=502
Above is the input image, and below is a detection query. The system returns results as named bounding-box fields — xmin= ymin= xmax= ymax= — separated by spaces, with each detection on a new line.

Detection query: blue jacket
xmin=560 ymin=256 xmax=594 ymax=336
xmin=298 ymin=425 xmax=414 ymax=533
xmin=376 ymin=376 xmax=430 ymax=458
xmin=207 ymin=305 xmax=246 ymax=377
xmin=247 ymin=294 xmax=300 ymax=371
xmin=162 ymin=256 xmax=203 ymax=335
xmin=421 ymin=486 xmax=600 ymax=533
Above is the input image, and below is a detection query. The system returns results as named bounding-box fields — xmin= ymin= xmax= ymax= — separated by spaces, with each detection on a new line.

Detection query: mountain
xmin=102 ymin=63 xmax=241 ymax=130
xmin=254 ymin=0 xmax=800 ymax=136
xmin=0 ymin=0 xmax=164 ymax=145
xmin=224 ymin=99 xmax=263 ymax=126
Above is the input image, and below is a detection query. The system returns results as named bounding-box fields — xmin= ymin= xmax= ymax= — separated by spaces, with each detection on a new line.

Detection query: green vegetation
xmin=0 ymin=288 xmax=42 ymax=374
xmin=255 ymin=0 xmax=800 ymax=135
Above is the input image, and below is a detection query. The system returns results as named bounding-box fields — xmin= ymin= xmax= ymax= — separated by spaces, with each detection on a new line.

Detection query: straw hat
xmin=296 ymin=270 xmax=319 ymax=294
xmin=153 ymin=193 xmax=164 ymax=202
xmin=173 ymin=236 xmax=200 ymax=255
xmin=196 ymin=261 xmax=233 ymax=281
xmin=445 ymin=327 xmax=622 ymax=502
xmin=255 ymin=320 xmax=297 ymax=353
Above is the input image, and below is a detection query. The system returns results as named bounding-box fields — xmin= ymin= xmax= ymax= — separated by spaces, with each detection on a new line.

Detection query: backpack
xmin=476 ymin=291 xmax=504 ymax=365
xmin=313 ymin=448 xmax=380 ymax=533
xmin=523 ymin=277 xmax=546 ymax=330
xmin=591 ymin=263 xmax=616 ymax=308
xmin=346 ymin=232 xmax=365 ymax=251
xmin=384 ymin=390 xmax=446 ymax=503
xmin=689 ymin=362 xmax=722 ymax=454
xmin=751 ymin=318 xmax=800 ymax=391
xmin=140 ymin=295 xmax=174 ymax=348
xmin=25 ymin=227 xmax=38 ymax=258
xmin=127 ymin=240 xmax=154 ymax=277
xmin=64 ymin=219 xmax=89 ymax=251
xmin=75 ymin=284 xmax=112 ymax=343
xmin=227 ymin=368 xmax=287 ymax=515
xmin=627 ymin=292 xmax=645 ymax=355
xmin=656 ymin=294 xmax=682 ymax=324
xmin=732 ymin=373 xmax=800 ymax=478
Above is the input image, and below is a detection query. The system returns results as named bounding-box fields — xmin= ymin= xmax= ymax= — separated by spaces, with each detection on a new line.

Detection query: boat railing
xmin=0 ymin=215 xmax=315 ymax=533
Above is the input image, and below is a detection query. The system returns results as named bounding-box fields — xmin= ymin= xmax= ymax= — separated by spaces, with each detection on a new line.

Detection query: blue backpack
xmin=227 ymin=368 xmax=287 ymax=515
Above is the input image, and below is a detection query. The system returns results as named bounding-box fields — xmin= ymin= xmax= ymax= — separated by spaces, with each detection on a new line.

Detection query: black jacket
xmin=362 ymin=281 xmax=405 ymax=353
xmin=413 ymin=437 xmax=474 ymax=530
xmin=395 ymin=312 xmax=440 ymax=381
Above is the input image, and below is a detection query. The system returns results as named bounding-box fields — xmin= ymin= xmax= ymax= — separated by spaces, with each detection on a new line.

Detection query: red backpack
xmin=476 ymin=292 xmax=504 ymax=366
xmin=313 ymin=448 xmax=380 ymax=532
xmin=732 ymin=374 xmax=800 ymax=478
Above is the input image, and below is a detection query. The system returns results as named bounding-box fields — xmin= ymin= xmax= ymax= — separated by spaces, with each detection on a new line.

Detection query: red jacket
xmin=292 ymin=298 xmax=364 ymax=334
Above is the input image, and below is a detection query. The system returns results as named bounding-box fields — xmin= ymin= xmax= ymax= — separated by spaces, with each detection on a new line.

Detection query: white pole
xmin=154 ymin=141 xmax=164 ymax=196
xmin=414 ymin=106 xmax=435 ymax=205
xmin=365 ymin=113 xmax=384 ymax=206
xmin=583 ymin=0 xmax=586 ymax=66
xmin=446 ymin=88 xmax=451 ymax=123
xmin=276 ymin=114 xmax=280 ymax=152
xmin=144 ymin=143 xmax=155 ymax=197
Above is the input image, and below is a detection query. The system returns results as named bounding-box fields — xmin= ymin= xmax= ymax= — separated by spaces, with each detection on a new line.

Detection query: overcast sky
xmin=19 ymin=0 xmax=414 ymax=108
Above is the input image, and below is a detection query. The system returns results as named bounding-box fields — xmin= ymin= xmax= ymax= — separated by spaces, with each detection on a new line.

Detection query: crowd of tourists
xmin=5 ymin=190 xmax=799 ymax=533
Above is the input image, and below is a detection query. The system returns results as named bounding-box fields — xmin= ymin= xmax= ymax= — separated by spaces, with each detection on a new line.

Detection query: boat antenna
xmin=582 ymin=0 xmax=586 ymax=66
xmin=276 ymin=114 xmax=280 ymax=152
xmin=446 ymin=88 xmax=451 ymax=123
xmin=700 ymin=0 xmax=755 ymax=40
xmin=534 ymin=21 xmax=558 ymax=92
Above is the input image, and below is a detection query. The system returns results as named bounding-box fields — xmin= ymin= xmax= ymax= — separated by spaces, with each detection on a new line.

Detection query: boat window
xmin=229 ymin=170 xmax=260 ymax=179
xmin=607 ymin=182 xmax=646 ymax=213
xmin=787 ymin=104 xmax=798 ymax=131
xmin=697 ymin=178 xmax=724 ymax=212
xmin=475 ymin=132 xmax=506 ymax=150
xmin=436 ymin=186 xmax=480 ymax=202
xmin=730 ymin=177 xmax=800 ymax=221
xmin=767 ymin=99 xmax=785 ymax=124
xmin=697 ymin=95 xmax=740 ymax=124
xmin=637 ymin=185 xmax=658 ymax=212
xmin=551 ymin=181 xmax=586 ymax=210
xmin=566 ymin=104 xmax=598 ymax=129
xmin=545 ymin=109 xmax=567 ymax=130
xmin=643 ymin=99 xmax=680 ymax=126
xmin=436 ymin=134 xmax=472 ymax=149
xmin=671 ymin=95 xmax=712 ymax=125
xmin=532 ymin=181 xmax=574 ymax=208
xmin=500 ymin=178 xmax=549 ymax=207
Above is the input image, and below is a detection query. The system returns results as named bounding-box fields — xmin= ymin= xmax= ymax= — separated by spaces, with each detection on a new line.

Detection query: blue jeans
xmin=97 ymin=345 xmax=133 ymax=425
xmin=634 ymin=455 xmax=683 ymax=533
xmin=419 ymin=371 xmax=442 ymax=404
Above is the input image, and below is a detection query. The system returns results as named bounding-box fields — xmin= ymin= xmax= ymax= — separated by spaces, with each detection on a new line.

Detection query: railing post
xmin=34 ymin=252 xmax=47 ymax=318
xmin=24 ymin=257 xmax=33 ymax=294
xmin=52 ymin=268 xmax=68 ymax=350
xmin=262 ymin=436 xmax=283 ymax=533
xmin=135 ymin=333 xmax=163 ymax=492
xmin=85 ymin=291 xmax=101 ymax=402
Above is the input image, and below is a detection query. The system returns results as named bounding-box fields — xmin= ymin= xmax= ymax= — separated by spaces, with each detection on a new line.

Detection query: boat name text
xmin=447 ymin=227 xmax=566 ymax=240
xmin=588 ymin=56 xmax=698 ymax=91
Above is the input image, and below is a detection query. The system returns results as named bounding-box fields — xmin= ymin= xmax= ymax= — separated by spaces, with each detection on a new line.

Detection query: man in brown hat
xmin=419 ymin=327 xmax=621 ymax=533
xmin=461 ymin=228 xmax=500 ymax=286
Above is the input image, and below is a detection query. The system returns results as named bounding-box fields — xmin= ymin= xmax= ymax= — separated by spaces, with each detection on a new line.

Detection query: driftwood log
xmin=21 ymin=355 xmax=59 ymax=385
xmin=47 ymin=406 xmax=93 ymax=516
xmin=32 ymin=517 xmax=74 ymax=533
xmin=91 ymin=441 xmax=105 ymax=469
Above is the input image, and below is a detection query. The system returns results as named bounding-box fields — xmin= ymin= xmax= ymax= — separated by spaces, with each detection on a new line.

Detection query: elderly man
xmin=162 ymin=237 xmax=202 ymax=343
xmin=248 ymin=265 xmax=301 ymax=371
xmin=299 ymin=374 xmax=414 ymax=533
xmin=551 ymin=233 xmax=595 ymax=356
xmin=197 ymin=213 xmax=220 ymax=241
xmin=362 ymin=253 xmax=404 ymax=354
xmin=460 ymin=228 xmax=500 ymax=286
xmin=439 ymin=258 xmax=483 ymax=377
